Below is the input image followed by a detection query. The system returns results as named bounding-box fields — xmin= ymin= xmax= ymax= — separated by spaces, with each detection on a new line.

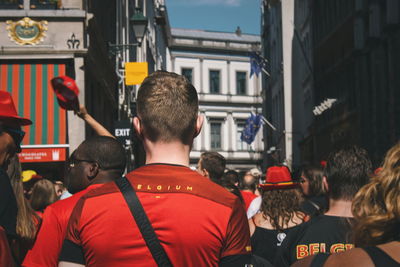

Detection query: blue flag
xmin=249 ymin=52 xmax=265 ymax=77
xmin=241 ymin=113 xmax=263 ymax=145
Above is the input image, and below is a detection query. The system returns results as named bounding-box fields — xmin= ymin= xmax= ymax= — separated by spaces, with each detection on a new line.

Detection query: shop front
xmin=0 ymin=60 xmax=71 ymax=180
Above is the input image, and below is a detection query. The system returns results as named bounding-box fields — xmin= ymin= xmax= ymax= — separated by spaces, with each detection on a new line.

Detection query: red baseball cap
xmin=51 ymin=76 xmax=80 ymax=111
xmin=0 ymin=91 xmax=32 ymax=126
xmin=259 ymin=166 xmax=298 ymax=190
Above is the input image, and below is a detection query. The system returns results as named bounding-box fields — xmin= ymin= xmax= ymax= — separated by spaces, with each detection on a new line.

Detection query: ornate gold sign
xmin=6 ymin=17 xmax=48 ymax=45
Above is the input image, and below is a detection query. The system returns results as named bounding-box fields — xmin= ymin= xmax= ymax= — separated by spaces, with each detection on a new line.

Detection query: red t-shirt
xmin=60 ymin=164 xmax=251 ymax=267
xmin=241 ymin=191 xmax=258 ymax=211
xmin=22 ymin=184 xmax=103 ymax=267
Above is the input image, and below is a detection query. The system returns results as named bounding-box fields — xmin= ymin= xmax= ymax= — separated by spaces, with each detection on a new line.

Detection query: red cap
xmin=320 ymin=160 xmax=327 ymax=168
xmin=259 ymin=166 xmax=298 ymax=190
xmin=0 ymin=91 xmax=32 ymax=126
xmin=51 ymin=76 xmax=80 ymax=111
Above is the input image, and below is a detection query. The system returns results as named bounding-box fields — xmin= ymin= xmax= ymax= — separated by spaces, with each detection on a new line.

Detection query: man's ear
xmin=203 ymin=169 xmax=210 ymax=179
xmin=322 ymin=176 xmax=329 ymax=192
xmin=87 ymin=162 xmax=99 ymax=180
xmin=133 ymin=117 xmax=143 ymax=139
xmin=194 ymin=114 xmax=204 ymax=138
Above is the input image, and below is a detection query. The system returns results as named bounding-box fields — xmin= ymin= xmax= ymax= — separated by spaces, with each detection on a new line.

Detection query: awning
xmin=0 ymin=63 xmax=67 ymax=146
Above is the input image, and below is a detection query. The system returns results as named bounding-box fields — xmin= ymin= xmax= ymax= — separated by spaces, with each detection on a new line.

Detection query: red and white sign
xmin=18 ymin=148 xmax=67 ymax=163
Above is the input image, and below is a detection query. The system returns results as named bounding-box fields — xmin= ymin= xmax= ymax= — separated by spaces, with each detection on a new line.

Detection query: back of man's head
xmin=199 ymin=152 xmax=226 ymax=181
xmin=222 ymin=170 xmax=240 ymax=185
xmin=78 ymin=136 xmax=126 ymax=175
xmin=136 ymin=71 xmax=199 ymax=145
xmin=325 ymin=146 xmax=372 ymax=201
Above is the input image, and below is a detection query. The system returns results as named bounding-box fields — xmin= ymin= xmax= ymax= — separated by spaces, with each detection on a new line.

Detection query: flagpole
xmin=262 ymin=68 xmax=270 ymax=77
xmin=261 ymin=116 xmax=277 ymax=131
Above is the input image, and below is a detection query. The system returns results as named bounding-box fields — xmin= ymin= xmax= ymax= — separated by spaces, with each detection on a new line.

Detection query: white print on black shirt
xmin=277 ymin=232 xmax=287 ymax=246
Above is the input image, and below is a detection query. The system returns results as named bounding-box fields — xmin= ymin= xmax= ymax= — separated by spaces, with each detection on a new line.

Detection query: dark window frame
xmin=209 ymin=69 xmax=221 ymax=94
xmin=236 ymin=71 xmax=247 ymax=95
xmin=181 ymin=67 xmax=193 ymax=83
xmin=210 ymin=121 xmax=222 ymax=150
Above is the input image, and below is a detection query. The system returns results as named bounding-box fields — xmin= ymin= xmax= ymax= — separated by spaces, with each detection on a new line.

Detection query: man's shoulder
xmin=80 ymin=164 xmax=239 ymax=209
xmin=292 ymin=215 xmax=354 ymax=247
xmin=128 ymin=164 xmax=239 ymax=208
xmin=306 ymin=215 xmax=352 ymax=230
xmin=48 ymin=186 xmax=100 ymax=213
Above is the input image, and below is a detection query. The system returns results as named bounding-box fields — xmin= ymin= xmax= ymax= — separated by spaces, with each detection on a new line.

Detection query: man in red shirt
xmin=23 ymin=136 xmax=126 ymax=267
xmin=59 ymin=71 xmax=251 ymax=267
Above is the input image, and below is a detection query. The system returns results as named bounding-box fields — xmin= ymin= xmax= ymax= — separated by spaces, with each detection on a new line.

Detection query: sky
xmin=166 ymin=0 xmax=261 ymax=35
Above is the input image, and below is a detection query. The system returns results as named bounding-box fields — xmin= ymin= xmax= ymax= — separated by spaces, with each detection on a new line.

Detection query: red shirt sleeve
xmin=58 ymin=197 xmax=86 ymax=264
xmin=221 ymin=197 xmax=252 ymax=258
xmin=23 ymin=205 xmax=62 ymax=267
xmin=64 ymin=197 xmax=85 ymax=246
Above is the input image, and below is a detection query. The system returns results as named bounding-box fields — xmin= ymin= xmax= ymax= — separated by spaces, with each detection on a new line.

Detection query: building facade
xmin=263 ymin=0 xmax=400 ymax=167
xmin=0 ymin=0 xmax=170 ymax=177
xmin=0 ymin=0 xmax=110 ymax=179
xmin=167 ymin=28 xmax=263 ymax=171
xmin=261 ymin=0 xmax=297 ymax=169
xmin=308 ymin=0 xmax=400 ymax=165
xmin=292 ymin=0 xmax=314 ymax=167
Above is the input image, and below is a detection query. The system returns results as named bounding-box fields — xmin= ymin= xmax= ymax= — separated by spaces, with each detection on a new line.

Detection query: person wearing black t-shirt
xmin=275 ymin=146 xmax=372 ymax=266
xmin=249 ymin=166 xmax=308 ymax=264
xmin=293 ymin=143 xmax=400 ymax=267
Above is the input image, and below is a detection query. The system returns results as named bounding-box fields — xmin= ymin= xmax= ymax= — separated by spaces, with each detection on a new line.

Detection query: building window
xmin=181 ymin=68 xmax=193 ymax=83
xmin=210 ymin=122 xmax=222 ymax=149
xmin=30 ymin=0 xmax=60 ymax=9
xmin=209 ymin=70 xmax=220 ymax=94
xmin=0 ymin=0 xmax=22 ymax=9
xmin=237 ymin=122 xmax=249 ymax=151
xmin=236 ymin=71 xmax=247 ymax=95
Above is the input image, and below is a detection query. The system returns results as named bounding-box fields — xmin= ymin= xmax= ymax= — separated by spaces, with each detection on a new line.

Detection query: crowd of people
xmin=0 ymin=71 xmax=400 ymax=266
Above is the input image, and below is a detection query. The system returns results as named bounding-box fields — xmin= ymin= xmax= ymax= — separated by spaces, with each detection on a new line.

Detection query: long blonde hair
xmin=352 ymin=143 xmax=400 ymax=246
xmin=6 ymin=155 xmax=39 ymax=240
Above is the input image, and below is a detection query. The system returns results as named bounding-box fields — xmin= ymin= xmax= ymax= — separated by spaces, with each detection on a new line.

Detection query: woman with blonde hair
xmin=29 ymin=179 xmax=58 ymax=217
xmin=293 ymin=143 xmax=400 ymax=266
xmin=6 ymin=155 xmax=40 ymax=264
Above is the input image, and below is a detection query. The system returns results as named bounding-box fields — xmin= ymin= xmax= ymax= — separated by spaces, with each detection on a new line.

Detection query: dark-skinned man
xmin=23 ymin=136 xmax=126 ymax=267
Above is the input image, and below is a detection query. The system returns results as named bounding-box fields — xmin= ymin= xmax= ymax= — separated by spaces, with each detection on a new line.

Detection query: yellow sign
xmin=6 ymin=17 xmax=48 ymax=45
xmin=125 ymin=62 xmax=148 ymax=85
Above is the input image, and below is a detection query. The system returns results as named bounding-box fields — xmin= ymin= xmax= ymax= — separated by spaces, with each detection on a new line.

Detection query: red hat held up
xmin=51 ymin=76 xmax=80 ymax=111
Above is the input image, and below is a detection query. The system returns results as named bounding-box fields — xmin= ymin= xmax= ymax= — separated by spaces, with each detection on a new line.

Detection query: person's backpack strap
xmin=115 ymin=176 xmax=173 ymax=267
xmin=310 ymin=253 xmax=330 ymax=267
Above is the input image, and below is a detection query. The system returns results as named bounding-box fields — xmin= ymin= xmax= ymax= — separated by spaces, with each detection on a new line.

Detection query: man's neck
xmin=324 ymin=198 xmax=353 ymax=217
xmin=144 ymin=140 xmax=191 ymax=167
xmin=90 ymin=171 xmax=121 ymax=185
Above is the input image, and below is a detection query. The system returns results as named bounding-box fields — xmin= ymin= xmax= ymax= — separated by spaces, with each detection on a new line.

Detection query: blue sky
xmin=166 ymin=0 xmax=261 ymax=35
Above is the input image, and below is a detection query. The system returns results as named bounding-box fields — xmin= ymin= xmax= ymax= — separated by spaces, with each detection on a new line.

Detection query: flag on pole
xmin=249 ymin=52 xmax=266 ymax=77
xmin=241 ymin=113 xmax=263 ymax=145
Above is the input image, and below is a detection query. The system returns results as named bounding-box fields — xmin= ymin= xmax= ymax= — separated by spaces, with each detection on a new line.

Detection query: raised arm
xmin=75 ymin=106 xmax=114 ymax=138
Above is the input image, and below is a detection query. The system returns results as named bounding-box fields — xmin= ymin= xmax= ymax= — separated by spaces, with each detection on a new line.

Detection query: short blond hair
xmin=137 ymin=71 xmax=198 ymax=144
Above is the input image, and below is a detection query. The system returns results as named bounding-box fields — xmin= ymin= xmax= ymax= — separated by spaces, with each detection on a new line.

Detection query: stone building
xmin=167 ymin=28 xmax=263 ymax=171
xmin=308 ymin=0 xmax=400 ymax=165
xmin=0 ymin=0 xmax=170 ymax=176
xmin=261 ymin=0 xmax=296 ymax=168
